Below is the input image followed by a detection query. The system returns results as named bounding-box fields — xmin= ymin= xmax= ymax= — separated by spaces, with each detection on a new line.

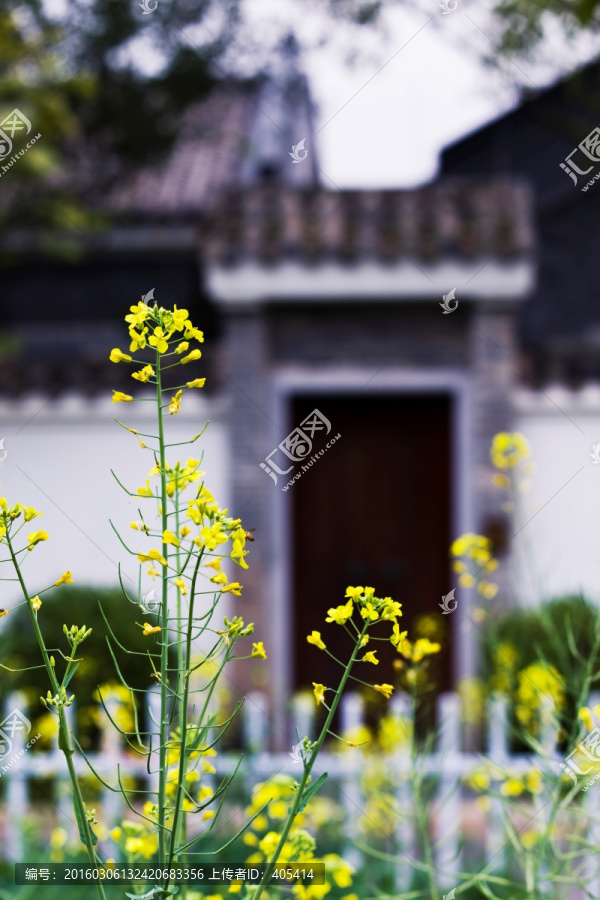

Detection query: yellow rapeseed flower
xmin=169 ymin=389 xmax=183 ymax=415
xmin=222 ymin=582 xmax=243 ymax=595
xmin=501 ymin=778 xmax=524 ymax=797
xmin=490 ymin=432 xmax=530 ymax=470
xmin=181 ymin=349 xmax=202 ymax=365
xmin=27 ymin=530 xmax=49 ymax=548
xmin=360 ymin=601 xmax=379 ymax=621
xmin=362 ymin=651 xmax=379 ymax=665
xmin=186 ymin=378 xmax=206 ymax=389
xmin=54 ymin=571 xmax=74 ymax=586
xmin=30 ymin=595 xmax=42 ymax=611
xmin=131 ymin=364 xmax=155 ymax=383
xmin=112 ymin=391 xmax=133 ymax=404
xmin=251 ymin=642 xmax=267 ymax=659
xmin=22 ymin=506 xmax=43 ymax=521
xmin=373 ymin=684 xmax=394 ymax=699
xmin=390 ymin=624 xmax=408 ymax=648
xmin=411 ymin=638 xmax=441 ymax=662
xmin=313 ymin=683 xmax=327 ymax=706
xmin=162 ymin=529 xmax=180 ymax=547
xmin=325 ymin=600 xmax=353 ymax=625
xmin=109 ymin=348 xmax=132 ymax=363
xmin=307 ymin=631 xmax=327 ymax=650
xmin=149 ymin=326 xmax=170 ymax=354
xmin=174 ymin=578 xmax=187 ymax=595
xmin=142 ymin=623 xmax=161 ymax=636
xmin=137 ymin=480 xmax=153 ymax=497
xmin=137 ymin=548 xmax=167 ymax=567
xmin=200 ymin=523 xmax=228 ymax=551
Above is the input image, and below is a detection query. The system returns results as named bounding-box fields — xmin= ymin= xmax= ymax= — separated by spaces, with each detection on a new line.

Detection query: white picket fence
xmin=1 ymin=689 xmax=600 ymax=896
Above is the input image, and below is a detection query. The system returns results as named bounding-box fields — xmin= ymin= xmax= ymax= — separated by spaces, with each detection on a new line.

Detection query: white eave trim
xmin=206 ymin=259 xmax=535 ymax=305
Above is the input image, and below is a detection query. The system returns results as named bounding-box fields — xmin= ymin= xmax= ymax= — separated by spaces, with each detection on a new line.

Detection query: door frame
xmin=267 ymin=366 xmax=474 ymax=737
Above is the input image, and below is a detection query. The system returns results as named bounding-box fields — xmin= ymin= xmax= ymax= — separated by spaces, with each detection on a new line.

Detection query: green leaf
xmin=63 ymin=663 xmax=80 ymax=689
xmin=57 ymin=724 xmax=71 ymax=756
xmin=290 ymin=772 xmax=328 ymax=815
xmin=73 ymin=795 xmax=98 ymax=846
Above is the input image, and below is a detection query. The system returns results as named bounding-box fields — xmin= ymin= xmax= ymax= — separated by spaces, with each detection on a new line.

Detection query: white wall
xmin=0 ymin=392 xmax=230 ymax=611
xmin=514 ymin=385 xmax=600 ymax=606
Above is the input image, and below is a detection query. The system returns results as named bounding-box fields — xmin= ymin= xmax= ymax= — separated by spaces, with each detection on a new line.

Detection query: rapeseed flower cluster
xmin=0 ymin=499 xmax=78 ymax=622
xmin=515 ymin=661 xmax=565 ymax=735
xmin=463 ymin=763 xmax=543 ymax=799
xmin=489 ymin=432 xmax=535 ymax=514
xmin=110 ymin=302 xmax=258 ymax=657
xmin=110 ymin=812 xmax=159 ymax=860
xmin=450 ymin=533 xmax=499 ymax=600
xmin=308 ymin=586 xmax=443 ymax=713
xmin=243 ymin=776 xmax=355 ymax=900
xmin=308 ymin=586 xmax=409 ymax=708
xmin=490 ymin=432 xmax=531 ymax=471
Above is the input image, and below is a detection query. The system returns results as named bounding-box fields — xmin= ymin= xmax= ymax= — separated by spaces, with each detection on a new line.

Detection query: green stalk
xmin=155 ymin=351 xmax=171 ymax=864
xmin=174 ymin=494 xmax=187 ymax=900
xmin=251 ymin=619 xmax=370 ymax=900
xmin=5 ymin=530 xmax=106 ymax=900
xmin=165 ymin=549 xmax=204 ymax=882
xmin=408 ymin=682 xmax=438 ymax=900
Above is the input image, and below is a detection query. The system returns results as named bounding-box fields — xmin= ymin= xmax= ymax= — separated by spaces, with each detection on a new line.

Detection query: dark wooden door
xmin=292 ymin=394 xmax=452 ymax=705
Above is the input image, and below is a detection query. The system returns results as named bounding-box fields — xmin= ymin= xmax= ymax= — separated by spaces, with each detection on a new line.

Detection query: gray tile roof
xmin=201 ymin=180 xmax=534 ymax=264
xmin=105 ymin=77 xmax=317 ymax=218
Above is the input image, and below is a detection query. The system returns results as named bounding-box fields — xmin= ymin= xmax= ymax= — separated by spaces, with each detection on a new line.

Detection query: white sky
xmin=229 ymin=0 xmax=600 ymax=189
xmin=300 ymin=3 xmax=600 ymax=188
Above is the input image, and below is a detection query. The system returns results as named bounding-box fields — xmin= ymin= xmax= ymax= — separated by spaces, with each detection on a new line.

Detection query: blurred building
xmin=2 ymin=57 xmax=599 ymax=738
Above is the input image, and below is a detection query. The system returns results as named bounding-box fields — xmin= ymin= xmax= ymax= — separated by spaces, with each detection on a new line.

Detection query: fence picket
xmin=3 ymin=683 xmax=599 ymax=900
xmin=434 ymin=693 xmax=462 ymax=889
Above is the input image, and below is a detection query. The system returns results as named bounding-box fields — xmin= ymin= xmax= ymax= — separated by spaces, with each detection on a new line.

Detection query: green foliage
xmin=493 ymin=0 xmax=600 ymax=56
xmin=0 ymin=584 xmax=170 ymax=738
xmin=482 ymin=593 xmax=600 ymax=745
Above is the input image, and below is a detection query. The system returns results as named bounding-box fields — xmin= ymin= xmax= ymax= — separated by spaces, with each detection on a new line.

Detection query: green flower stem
xmin=155 ymin=351 xmax=171 ymax=864
xmin=4 ymin=530 xmax=106 ymax=900
xmin=251 ymin=618 xmax=371 ymax=900
xmin=408 ymin=683 xmax=438 ymax=900
xmin=165 ymin=549 xmax=204 ymax=879
xmin=174 ymin=498 xmax=187 ymax=900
